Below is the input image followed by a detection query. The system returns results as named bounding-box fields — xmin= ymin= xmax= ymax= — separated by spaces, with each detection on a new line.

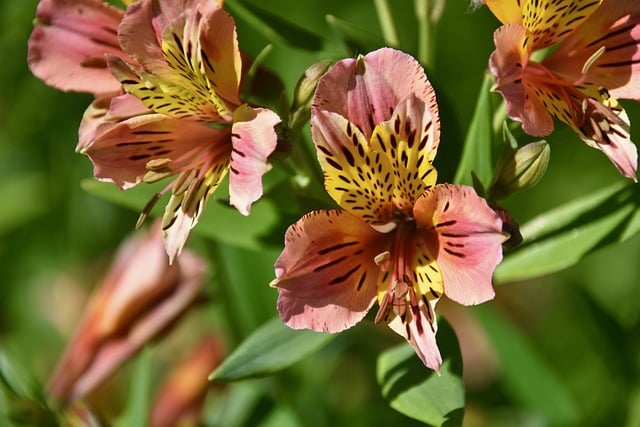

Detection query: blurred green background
xmin=1 ymin=0 xmax=639 ymax=426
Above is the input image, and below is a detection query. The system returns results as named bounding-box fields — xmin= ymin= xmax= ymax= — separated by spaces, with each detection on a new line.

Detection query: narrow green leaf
xmin=453 ymin=72 xmax=497 ymax=186
xmin=113 ymin=348 xmax=153 ymax=427
xmin=325 ymin=14 xmax=385 ymax=55
xmin=376 ymin=320 xmax=464 ymax=426
xmin=209 ymin=317 xmax=334 ymax=381
xmin=224 ymin=0 xmax=322 ymax=51
xmin=475 ymin=306 xmax=578 ymax=425
xmin=495 ymin=182 xmax=639 ymax=283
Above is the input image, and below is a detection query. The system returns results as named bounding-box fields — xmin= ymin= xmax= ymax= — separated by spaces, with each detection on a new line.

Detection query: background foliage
xmin=1 ymin=0 xmax=639 ymax=426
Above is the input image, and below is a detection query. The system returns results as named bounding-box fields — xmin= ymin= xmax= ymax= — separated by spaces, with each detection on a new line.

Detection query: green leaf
xmin=224 ymin=0 xmax=323 ymax=51
xmin=113 ymin=348 xmax=153 ymax=427
xmin=475 ymin=306 xmax=578 ymax=425
xmin=209 ymin=317 xmax=334 ymax=382
xmin=495 ymin=181 xmax=640 ymax=283
xmin=376 ymin=320 xmax=464 ymax=426
xmin=325 ymin=15 xmax=385 ymax=55
xmin=81 ymin=177 xmax=282 ymax=250
xmin=453 ymin=72 xmax=498 ymax=186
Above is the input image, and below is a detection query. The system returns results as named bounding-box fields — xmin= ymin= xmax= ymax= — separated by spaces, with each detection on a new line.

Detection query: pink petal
xmin=490 ymin=25 xmax=554 ymax=136
xmin=386 ymin=301 xmax=442 ymax=371
xmin=78 ymin=93 xmax=150 ymax=151
xmin=229 ymin=105 xmax=281 ymax=215
xmin=273 ymin=210 xmax=391 ymax=333
xmin=415 ymin=184 xmax=505 ymax=306
xmin=313 ymin=47 xmax=436 ymax=139
xmin=82 ymin=114 xmax=231 ymax=189
xmin=544 ymin=0 xmax=640 ymax=100
xmin=27 ymin=0 xmax=126 ymax=95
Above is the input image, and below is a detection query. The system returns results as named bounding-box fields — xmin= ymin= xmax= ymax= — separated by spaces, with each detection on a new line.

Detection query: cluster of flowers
xmin=27 ymin=0 xmax=639 ymax=420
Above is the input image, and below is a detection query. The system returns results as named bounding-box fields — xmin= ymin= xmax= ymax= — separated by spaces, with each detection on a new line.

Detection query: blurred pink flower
xmin=48 ymin=222 xmax=206 ymax=403
xmin=78 ymin=0 xmax=280 ymax=261
xmin=271 ymin=48 xmax=506 ymax=371
xmin=486 ymin=0 xmax=640 ymax=179
xmin=149 ymin=336 xmax=223 ymax=427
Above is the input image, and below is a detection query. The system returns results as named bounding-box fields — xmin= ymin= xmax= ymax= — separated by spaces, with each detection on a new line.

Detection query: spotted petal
xmin=313 ymin=47 xmax=437 ymax=139
xmin=370 ymin=95 xmax=440 ymax=211
xmin=484 ymin=0 xmax=524 ymax=25
xmin=521 ymin=0 xmax=602 ymax=48
xmin=229 ymin=105 xmax=280 ymax=215
xmin=27 ymin=0 xmax=126 ymax=95
xmin=82 ymin=114 xmax=231 ymax=189
xmin=415 ymin=184 xmax=505 ymax=306
xmin=162 ymin=164 xmax=229 ymax=262
xmin=311 ymin=111 xmax=397 ymax=224
xmin=543 ymin=0 xmax=640 ymax=100
xmin=272 ymin=210 xmax=390 ymax=333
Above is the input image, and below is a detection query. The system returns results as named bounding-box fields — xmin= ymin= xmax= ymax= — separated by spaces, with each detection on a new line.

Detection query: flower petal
xmin=543 ymin=0 xmax=640 ymax=100
xmin=415 ymin=184 xmax=505 ymax=306
xmin=490 ymin=25 xmax=555 ymax=136
xmin=386 ymin=299 xmax=442 ymax=371
xmin=484 ymin=0 xmax=523 ymax=25
xmin=523 ymin=0 xmax=602 ymax=48
xmin=82 ymin=114 xmax=231 ymax=189
xmin=313 ymin=47 xmax=435 ymax=139
xmin=78 ymin=93 xmax=151 ymax=151
xmin=311 ymin=111 xmax=396 ymax=223
xmin=107 ymin=55 xmax=225 ymax=121
xmin=370 ymin=95 xmax=440 ymax=210
xmin=273 ymin=210 xmax=389 ymax=333
xmin=27 ymin=0 xmax=125 ymax=95
xmin=571 ymin=90 xmax=638 ymax=179
xmin=162 ymin=164 xmax=229 ymax=262
xmin=229 ymin=105 xmax=280 ymax=215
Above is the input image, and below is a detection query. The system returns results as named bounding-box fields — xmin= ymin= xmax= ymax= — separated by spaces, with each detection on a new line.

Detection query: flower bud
xmin=291 ymin=60 xmax=333 ymax=112
xmin=488 ymin=140 xmax=550 ymax=200
xmin=48 ymin=221 xmax=207 ymax=404
xmin=149 ymin=336 xmax=223 ymax=427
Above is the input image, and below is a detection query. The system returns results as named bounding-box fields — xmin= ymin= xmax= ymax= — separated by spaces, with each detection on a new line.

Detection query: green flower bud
xmin=488 ymin=140 xmax=550 ymax=200
xmin=291 ymin=59 xmax=333 ymax=113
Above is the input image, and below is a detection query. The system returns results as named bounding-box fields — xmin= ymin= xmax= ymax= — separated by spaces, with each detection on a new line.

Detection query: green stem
xmin=415 ymin=0 xmax=433 ymax=68
xmin=374 ymin=0 xmax=399 ymax=47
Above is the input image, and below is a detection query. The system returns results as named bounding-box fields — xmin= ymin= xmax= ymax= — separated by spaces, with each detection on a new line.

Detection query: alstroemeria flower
xmin=48 ymin=221 xmax=206 ymax=403
xmin=485 ymin=0 xmax=640 ymax=179
xmin=271 ymin=48 xmax=506 ymax=371
xmin=79 ymin=0 xmax=280 ymax=261
xmin=27 ymin=0 xmax=131 ymax=96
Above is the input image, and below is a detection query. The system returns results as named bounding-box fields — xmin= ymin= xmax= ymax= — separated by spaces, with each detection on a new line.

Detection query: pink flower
xmin=48 ymin=222 xmax=206 ymax=403
xmin=271 ymin=48 xmax=506 ymax=371
xmin=27 ymin=0 xmax=131 ymax=96
xmin=78 ymin=0 xmax=280 ymax=261
xmin=486 ymin=0 xmax=640 ymax=179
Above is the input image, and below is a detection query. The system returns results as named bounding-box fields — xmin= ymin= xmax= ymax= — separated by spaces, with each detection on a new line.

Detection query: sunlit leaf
xmin=376 ymin=320 xmax=464 ymax=426
xmin=475 ymin=306 xmax=578 ymax=425
xmin=453 ymin=72 xmax=498 ymax=186
xmin=209 ymin=317 xmax=334 ymax=381
xmin=495 ymin=182 xmax=640 ymax=283
xmin=224 ymin=0 xmax=323 ymax=51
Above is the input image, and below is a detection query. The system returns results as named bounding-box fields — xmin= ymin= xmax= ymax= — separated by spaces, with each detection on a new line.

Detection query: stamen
xmin=581 ymin=46 xmax=606 ymax=76
xmin=136 ymin=192 xmax=162 ymax=229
